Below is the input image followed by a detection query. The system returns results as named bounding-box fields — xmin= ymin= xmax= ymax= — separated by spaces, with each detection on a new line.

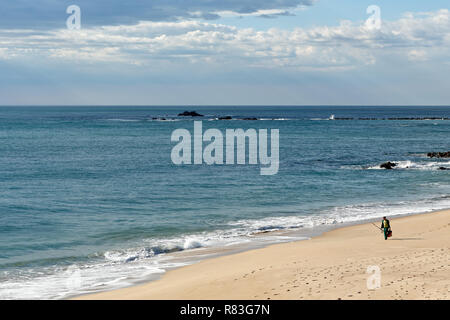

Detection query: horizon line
xmin=1 ymin=105 xmax=450 ymax=108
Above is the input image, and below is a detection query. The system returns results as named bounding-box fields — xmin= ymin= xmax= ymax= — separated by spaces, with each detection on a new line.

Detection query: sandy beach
xmin=76 ymin=210 xmax=450 ymax=300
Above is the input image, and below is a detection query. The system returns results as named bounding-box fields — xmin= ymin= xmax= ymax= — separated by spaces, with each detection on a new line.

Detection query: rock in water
xmin=380 ymin=162 xmax=397 ymax=170
xmin=438 ymin=167 xmax=448 ymax=170
xmin=427 ymin=151 xmax=450 ymax=158
xmin=178 ymin=111 xmax=204 ymax=117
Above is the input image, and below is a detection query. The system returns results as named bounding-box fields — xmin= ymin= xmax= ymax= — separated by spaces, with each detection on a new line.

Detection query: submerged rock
xmin=438 ymin=167 xmax=448 ymax=170
xmin=380 ymin=162 xmax=397 ymax=170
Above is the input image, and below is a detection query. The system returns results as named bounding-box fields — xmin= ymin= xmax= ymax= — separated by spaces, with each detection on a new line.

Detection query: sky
xmin=0 ymin=0 xmax=449 ymax=105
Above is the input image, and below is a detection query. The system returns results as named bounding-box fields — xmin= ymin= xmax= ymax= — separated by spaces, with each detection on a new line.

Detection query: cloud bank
xmin=1 ymin=5 xmax=449 ymax=105
xmin=1 ymin=9 xmax=448 ymax=72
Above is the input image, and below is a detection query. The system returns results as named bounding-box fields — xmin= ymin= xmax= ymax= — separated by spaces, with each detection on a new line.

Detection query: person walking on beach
xmin=381 ymin=217 xmax=391 ymax=240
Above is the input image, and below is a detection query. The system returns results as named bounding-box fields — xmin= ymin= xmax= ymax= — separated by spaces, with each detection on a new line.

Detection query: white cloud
xmin=0 ymin=9 xmax=449 ymax=71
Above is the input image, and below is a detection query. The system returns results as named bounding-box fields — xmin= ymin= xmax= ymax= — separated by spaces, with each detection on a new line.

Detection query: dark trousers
xmin=383 ymin=227 xmax=389 ymax=240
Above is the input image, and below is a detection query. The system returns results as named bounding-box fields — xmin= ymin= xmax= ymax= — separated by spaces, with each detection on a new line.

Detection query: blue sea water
xmin=0 ymin=106 xmax=449 ymax=299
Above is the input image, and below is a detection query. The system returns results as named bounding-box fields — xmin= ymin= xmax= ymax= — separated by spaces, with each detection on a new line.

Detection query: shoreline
xmin=75 ymin=208 xmax=450 ymax=300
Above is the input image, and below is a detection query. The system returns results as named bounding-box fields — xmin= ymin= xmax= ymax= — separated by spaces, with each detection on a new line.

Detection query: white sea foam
xmin=366 ymin=160 xmax=450 ymax=170
xmin=105 ymin=119 xmax=141 ymax=122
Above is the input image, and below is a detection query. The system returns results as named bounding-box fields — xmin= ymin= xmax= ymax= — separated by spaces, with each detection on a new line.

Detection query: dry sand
xmin=76 ymin=209 xmax=450 ymax=300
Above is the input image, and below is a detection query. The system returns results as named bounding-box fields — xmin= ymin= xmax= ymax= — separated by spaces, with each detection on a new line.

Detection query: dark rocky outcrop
xmin=218 ymin=116 xmax=232 ymax=120
xmin=178 ymin=111 xmax=204 ymax=117
xmin=438 ymin=167 xmax=448 ymax=170
xmin=427 ymin=151 xmax=450 ymax=158
xmin=243 ymin=117 xmax=258 ymax=120
xmin=380 ymin=162 xmax=397 ymax=170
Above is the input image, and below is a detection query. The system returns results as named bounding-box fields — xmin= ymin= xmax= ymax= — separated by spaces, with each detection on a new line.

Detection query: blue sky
xmin=0 ymin=0 xmax=449 ymax=105
xmin=218 ymin=0 xmax=450 ymax=30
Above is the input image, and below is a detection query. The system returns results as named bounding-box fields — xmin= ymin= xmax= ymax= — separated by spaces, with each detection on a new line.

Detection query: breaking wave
xmin=366 ymin=160 xmax=450 ymax=170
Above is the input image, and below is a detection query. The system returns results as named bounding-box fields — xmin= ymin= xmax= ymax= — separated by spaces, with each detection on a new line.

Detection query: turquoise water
xmin=0 ymin=106 xmax=449 ymax=299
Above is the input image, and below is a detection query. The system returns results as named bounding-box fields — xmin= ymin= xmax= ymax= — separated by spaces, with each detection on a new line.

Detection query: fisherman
xmin=380 ymin=217 xmax=391 ymax=240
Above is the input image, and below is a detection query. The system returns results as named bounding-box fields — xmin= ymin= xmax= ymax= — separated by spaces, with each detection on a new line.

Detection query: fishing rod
xmin=371 ymin=223 xmax=382 ymax=232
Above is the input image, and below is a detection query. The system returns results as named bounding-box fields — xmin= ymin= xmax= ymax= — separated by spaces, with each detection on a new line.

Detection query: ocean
xmin=0 ymin=106 xmax=449 ymax=299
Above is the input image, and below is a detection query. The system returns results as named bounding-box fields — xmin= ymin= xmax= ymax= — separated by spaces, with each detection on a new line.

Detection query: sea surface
xmin=0 ymin=106 xmax=449 ymax=299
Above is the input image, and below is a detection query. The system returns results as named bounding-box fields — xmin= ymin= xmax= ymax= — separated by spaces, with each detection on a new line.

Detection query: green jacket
xmin=381 ymin=219 xmax=390 ymax=229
